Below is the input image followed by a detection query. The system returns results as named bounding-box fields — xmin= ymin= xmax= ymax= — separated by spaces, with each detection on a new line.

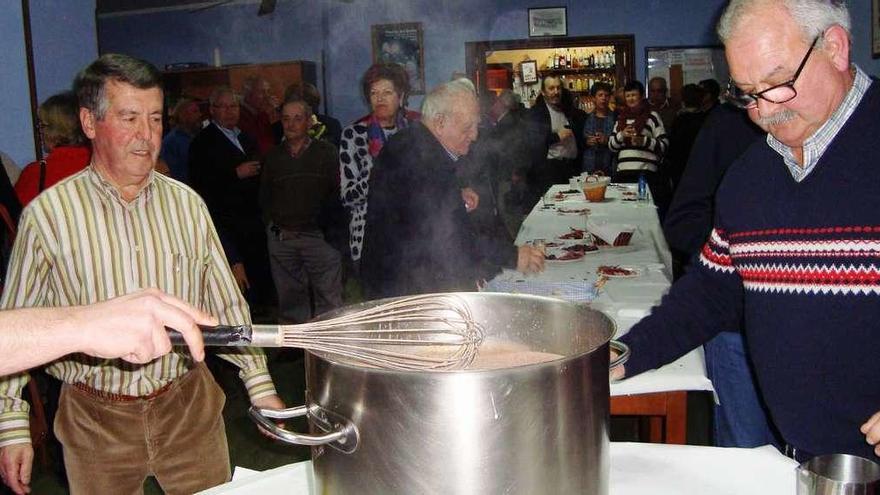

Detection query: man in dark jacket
xmin=360 ymin=79 xmax=544 ymax=299
xmin=525 ymin=77 xmax=586 ymax=202
xmin=189 ymin=86 xmax=273 ymax=308
xmin=261 ymin=97 xmax=342 ymax=323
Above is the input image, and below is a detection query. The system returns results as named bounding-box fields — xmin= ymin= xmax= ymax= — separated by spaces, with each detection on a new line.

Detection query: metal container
xmin=797 ymin=454 xmax=880 ymax=495
xmin=250 ymin=292 xmax=625 ymax=495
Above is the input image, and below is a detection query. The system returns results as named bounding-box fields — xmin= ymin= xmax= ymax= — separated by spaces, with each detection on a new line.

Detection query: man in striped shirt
xmin=0 ymin=54 xmax=284 ymax=495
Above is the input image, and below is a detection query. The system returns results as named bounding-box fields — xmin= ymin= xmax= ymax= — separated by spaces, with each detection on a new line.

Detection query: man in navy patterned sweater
xmin=618 ymin=0 xmax=880 ymax=461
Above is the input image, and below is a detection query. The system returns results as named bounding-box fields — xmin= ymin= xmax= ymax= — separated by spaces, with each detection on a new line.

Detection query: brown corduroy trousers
xmin=54 ymin=362 xmax=231 ymax=495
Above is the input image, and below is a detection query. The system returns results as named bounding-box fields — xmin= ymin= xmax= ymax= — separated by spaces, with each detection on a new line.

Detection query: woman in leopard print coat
xmin=339 ymin=63 xmax=419 ymax=263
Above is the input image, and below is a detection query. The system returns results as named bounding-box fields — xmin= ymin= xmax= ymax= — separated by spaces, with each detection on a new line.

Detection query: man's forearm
xmin=0 ymin=307 xmax=79 ymax=376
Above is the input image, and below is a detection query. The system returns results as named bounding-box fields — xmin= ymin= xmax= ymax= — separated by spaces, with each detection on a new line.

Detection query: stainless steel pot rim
xmin=308 ymin=292 xmax=620 ymax=373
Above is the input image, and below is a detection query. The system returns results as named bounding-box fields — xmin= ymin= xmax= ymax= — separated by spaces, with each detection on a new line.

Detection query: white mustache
xmin=757 ymin=110 xmax=796 ymax=126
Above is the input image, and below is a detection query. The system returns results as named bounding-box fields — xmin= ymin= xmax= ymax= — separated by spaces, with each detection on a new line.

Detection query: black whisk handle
xmin=167 ymin=324 xmax=253 ymax=346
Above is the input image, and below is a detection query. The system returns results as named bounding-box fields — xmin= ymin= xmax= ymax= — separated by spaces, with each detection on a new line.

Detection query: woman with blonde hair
xmin=16 ymin=91 xmax=90 ymax=207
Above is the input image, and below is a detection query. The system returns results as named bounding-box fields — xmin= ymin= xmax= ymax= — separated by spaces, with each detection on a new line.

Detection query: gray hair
xmin=718 ymin=0 xmax=851 ymax=45
xmin=281 ymin=97 xmax=314 ymax=118
xmin=421 ymin=78 xmax=476 ymax=123
xmin=74 ymin=53 xmax=162 ymax=120
xmin=208 ymin=86 xmax=238 ymax=106
xmin=496 ymin=89 xmax=521 ymax=112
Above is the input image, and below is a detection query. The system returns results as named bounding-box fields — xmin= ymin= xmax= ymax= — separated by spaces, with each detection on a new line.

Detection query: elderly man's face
xmin=281 ymin=101 xmax=311 ymax=142
xmin=726 ymin=4 xmax=848 ymax=149
xmin=210 ymin=92 xmax=240 ymax=130
xmin=648 ymin=80 xmax=667 ymax=106
xmin=178 ymin=102 xmax=202 ymax=133
xmin=246 ymin=79 xmax=271 ymax=108
xmin=81 ymin=80 xmax=163 ymax=184
xmin=542 ymin=77 xmax=562 ymax=108
xmin=435 ymin=95 xmax=480 ymax=157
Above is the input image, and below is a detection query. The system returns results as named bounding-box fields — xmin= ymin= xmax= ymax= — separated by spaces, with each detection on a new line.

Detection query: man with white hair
xmin=615 ymin=0 xmax=880 ymax=461
xmin=360 ymin=79 xmax=544 ymax=298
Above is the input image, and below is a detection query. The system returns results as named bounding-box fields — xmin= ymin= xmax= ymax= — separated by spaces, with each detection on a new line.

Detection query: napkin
xmin=587 ymin=219 xmax=636 ymax=246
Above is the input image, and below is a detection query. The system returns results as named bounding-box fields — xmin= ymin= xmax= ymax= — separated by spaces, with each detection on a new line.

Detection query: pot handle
xmin=609 ymin=340 xmax=630 ymax=370
xmin=248 ymin=405 xmax=358 ymax=452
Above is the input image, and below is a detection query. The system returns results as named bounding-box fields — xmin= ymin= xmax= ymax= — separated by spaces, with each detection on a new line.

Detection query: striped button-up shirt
xmin=768 ymin=65 xmax=871 ymax=181
xmin=0 ymin=167 xmax=276 ymax=448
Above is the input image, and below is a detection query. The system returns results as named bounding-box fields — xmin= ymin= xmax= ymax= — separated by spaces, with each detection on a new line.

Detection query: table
xmin=486 ymin=183 xmax=714 ymax=443
xmin=200 ymin=443 xmax=797 ymax=494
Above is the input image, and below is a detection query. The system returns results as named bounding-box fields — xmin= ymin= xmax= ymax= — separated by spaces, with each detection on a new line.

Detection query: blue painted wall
xmin=98 ymin=0 xmax=880 ymax=126
xmin=30 ymin=0 xmax=98 ymax=103
xmin=0 ymin=3 xmax=36 ymax=168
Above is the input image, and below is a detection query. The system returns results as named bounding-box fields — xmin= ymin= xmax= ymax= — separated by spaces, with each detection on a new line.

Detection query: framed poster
xmin=874 ymin=0 xmax=880 ymax=58
xmin=520 ymin=60 xmax=538 ymax=84
xmin=645 ymin=45 xmax=729 ymax=98
xmin=528 ymin=7 xmax=567 ymax=37
xmin=372 ymin=22 xmax=426 ymax=94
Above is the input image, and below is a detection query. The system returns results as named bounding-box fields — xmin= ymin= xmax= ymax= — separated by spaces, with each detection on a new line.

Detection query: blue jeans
xmin=704 ymin=331 xmax=780 ymax=448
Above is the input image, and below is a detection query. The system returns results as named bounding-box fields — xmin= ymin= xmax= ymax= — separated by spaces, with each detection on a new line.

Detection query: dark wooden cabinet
xmin=162 ymin=60 xmax=317 ymax=105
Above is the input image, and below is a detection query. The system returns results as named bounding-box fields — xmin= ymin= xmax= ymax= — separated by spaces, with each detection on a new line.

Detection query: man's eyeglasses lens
xmin=726 ymin=83 xmax=797 ymax=109
xmin=725 ymin=35 xmax=819 ymax=109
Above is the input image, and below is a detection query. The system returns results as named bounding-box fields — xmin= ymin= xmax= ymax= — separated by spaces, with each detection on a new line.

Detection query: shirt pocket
xmin=159 ymin=253 xmax=208 ymax=302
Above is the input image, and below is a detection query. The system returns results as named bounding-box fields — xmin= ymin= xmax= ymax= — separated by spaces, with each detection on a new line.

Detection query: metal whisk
xmin=168 ymin=294 xmax=485 ymax=371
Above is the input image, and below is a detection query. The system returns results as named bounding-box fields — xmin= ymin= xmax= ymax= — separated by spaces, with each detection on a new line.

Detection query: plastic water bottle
xmin=637 ymin=173 xmax=647 ymax=201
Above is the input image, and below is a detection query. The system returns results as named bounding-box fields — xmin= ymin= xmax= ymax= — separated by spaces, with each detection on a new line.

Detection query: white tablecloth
xmin=200 ymin=443 xmax=798 ymax=494
xmin=486 ymin=183 xmax=713 ymax=397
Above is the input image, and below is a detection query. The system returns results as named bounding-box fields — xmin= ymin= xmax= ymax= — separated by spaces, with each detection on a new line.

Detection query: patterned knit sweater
xmin=621 ymin=81 xmax=880 ymax=459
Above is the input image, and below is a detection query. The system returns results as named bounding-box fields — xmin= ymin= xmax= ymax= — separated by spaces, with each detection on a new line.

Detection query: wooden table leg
xmin=611 ymin=390 xmax=689 ymax=444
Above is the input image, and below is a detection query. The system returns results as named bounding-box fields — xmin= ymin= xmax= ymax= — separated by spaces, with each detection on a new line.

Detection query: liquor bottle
xmin=553 ymin=50 xmax=559 ymax=69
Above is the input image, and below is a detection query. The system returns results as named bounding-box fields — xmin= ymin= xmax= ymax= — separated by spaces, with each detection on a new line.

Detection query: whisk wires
xmin=283 ymin=294 xmax=485 ymax=371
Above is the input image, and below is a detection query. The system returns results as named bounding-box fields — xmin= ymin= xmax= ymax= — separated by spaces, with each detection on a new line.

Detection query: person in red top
xmin=238 ymin=75 xmax=278 ymax=157
xmin=16 ymin=91 xmax=90 ymax=207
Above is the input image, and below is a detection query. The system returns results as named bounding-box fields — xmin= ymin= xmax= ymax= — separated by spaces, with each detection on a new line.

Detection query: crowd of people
xmin=0 ymin=0 xmax=879 ymax=492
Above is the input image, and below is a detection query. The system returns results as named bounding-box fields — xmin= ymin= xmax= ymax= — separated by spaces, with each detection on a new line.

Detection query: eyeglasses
xmin=369 ymin=89 xmax=397 ymax=101
xmin=726 ymin=35 xmax=820 ymax=109
xmin=211 ymin=103 xmax=239 ymax=110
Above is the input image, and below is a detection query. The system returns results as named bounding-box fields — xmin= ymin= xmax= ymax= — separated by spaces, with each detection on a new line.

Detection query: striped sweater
xmin=621 ymin=80 xmax=880 ymax=459
xmin=608 ymin=110 xmax=668 ymax=173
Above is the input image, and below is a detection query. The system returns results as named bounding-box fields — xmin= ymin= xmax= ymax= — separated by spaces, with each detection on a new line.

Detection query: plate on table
xmin=597 ymin=265 xmax=642 ymax=278
xmin=545 ymin=249 xmax=585 ymax=262
xmin=557 ymin=228 xmax=590 ymax=240
xmin=620 ymin=191 xmax=639 ymax=202
xmin=545 ymin=243 xmax=598 ymax=262
xmin=556 ymin=206 xmax=590 ymax=216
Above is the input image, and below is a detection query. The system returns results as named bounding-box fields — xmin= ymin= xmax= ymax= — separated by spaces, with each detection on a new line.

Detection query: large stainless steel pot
xmin=250 ymin=292 xmax=626 ymax=495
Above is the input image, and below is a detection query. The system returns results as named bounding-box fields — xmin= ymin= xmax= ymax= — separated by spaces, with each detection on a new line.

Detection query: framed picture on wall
xmin=528 ymin=7 xmax=567 ymax=37
xmin=372 ymin=22 xmax=426 ymax=94
xmin=873 ymin=0 xmax=880 ymax=58
xmin=520 ymin=60 xmax=538 ymax=84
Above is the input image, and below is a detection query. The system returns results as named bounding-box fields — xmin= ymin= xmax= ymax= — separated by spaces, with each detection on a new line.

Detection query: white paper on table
xmin=611 ymin=349 xmax=714 ymax=396
xmin=197 ymin=462 xmax=315 ymax=494
xmin=610 ymin=443 xmax=798 ymax=495
xmin=231 ymin=466 xmax=258 ymax=481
